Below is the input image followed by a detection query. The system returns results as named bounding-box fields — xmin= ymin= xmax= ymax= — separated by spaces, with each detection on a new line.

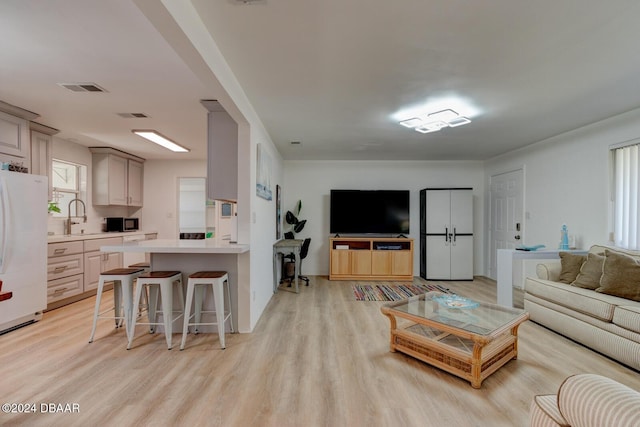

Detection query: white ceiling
xmin=2 ymin=0 xmax=640 ymax=162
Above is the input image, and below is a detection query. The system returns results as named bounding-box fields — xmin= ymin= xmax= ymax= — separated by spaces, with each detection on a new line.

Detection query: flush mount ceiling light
xmin=132 ymin=130 xmax=189 ymax=153
xmin=398 ymin=108 xmax=472 ymax=134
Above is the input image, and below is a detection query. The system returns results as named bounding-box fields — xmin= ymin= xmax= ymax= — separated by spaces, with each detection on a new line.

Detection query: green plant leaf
xmin=285 ymin=211 xmax=298 ymax=225
xmin=296 ymin=200 xmax=302 ymax=215
xmin=294 ymin=219 xmax=307 ymax=233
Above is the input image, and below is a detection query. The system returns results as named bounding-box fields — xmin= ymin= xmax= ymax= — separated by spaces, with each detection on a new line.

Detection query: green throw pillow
xmin=558 ymin=252 xmax=586 ymax=284
xmin=596 ymin=250 xmax=640 ymax=301
xmin=571 ymin=252 xmax=604 ymax=290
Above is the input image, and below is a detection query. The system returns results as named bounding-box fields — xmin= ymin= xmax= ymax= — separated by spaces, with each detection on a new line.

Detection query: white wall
xmin=484 ymin=107 xmax=640 ymax=284
xmin=284 ymin=160 xmax=485 ymax=277
xmin=247 ymin=128 xmax=283 ymax=329
xmin=142 ymin=159 xmax=206 ymax=238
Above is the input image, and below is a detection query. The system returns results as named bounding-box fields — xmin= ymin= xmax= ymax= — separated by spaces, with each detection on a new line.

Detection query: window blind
xmin=614 ymin=144 xmax=640 ymax=249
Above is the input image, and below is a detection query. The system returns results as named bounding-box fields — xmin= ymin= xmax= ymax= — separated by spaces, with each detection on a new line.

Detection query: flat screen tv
xmin=330 ymin=190 xmax=410 ymax=235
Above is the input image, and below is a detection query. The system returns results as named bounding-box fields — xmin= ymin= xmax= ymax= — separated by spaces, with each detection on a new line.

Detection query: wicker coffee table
xmin=381 ymin=292 xmax=529 ymax=388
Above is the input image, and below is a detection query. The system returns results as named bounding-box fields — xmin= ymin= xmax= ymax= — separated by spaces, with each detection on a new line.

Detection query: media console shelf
xmin=329 ymin=237 xmax=414 ymax=281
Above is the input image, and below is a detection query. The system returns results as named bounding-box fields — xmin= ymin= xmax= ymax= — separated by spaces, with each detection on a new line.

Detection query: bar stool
xmin=127 ymin=271 xmax=184 ymax=350
xmin=89 ymin=267 xmax=145 ymax=343
xmin=128 ymin=262 xmax=151 ymax=317
xmin=180 ymin=271 xmax=234 ymax=350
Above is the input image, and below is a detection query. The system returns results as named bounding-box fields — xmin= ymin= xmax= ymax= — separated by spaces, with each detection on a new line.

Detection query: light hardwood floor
xmin=0 ymin=276 xmax=638 ymax=427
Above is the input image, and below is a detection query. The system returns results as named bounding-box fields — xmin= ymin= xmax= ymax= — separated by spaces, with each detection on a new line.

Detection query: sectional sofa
xmin=524 ymin=245 xmax=640 ymax=370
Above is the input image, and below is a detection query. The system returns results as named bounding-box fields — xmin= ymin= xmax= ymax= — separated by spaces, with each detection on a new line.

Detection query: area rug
xmin=352 ymin=283 xmax=452 ymax=301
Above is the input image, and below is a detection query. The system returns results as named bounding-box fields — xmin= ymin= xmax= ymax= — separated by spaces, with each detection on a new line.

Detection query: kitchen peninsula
xmin=100 ymin=238 xmax=250 ymax=332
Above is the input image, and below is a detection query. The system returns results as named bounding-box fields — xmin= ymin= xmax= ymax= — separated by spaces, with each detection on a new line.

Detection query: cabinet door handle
xmin=53 ymin=266 xmax=68 ymax=273
xmin=445 ymin=227 xmax=448 ymax=242
xmin=54 ymin=248 xmax=67 ymax=255
xmin=53 ymin=287 xmax=68 ymax=295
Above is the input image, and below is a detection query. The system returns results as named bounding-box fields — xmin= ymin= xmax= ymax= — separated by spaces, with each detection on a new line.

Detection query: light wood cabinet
xmin=46 ymin=236 xmax=123 ymax=309
xmin=0 ymin=110 xmax=30 ymax=159
xmin=30 ymin=123 xmax=58 ymax=200
xmin=47 ymin=241 xmax=84 ymax=304
xmin=90 ymin=148 xmax=144 ymax=207
xmin=83 ymin=237 xmax=123 ymax=291
xmin=329 ymin=237 xmax=414 ymax=281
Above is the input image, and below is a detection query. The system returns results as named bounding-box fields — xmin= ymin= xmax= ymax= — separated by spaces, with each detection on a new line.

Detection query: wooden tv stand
xmin=329 ymin=237 xmax=414 ymax=281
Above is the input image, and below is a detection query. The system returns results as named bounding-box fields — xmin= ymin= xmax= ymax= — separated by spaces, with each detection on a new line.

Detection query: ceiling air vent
xmin=117 ymin=113 xmax=149 ymax=119
xmin=58 ymin=83 xmax=107 ymax=93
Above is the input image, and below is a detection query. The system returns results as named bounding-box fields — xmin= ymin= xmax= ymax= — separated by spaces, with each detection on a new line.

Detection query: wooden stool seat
xmin=189 ymin=271 xmax=227 ymax=279
xmin=102 ymin=267 xmax=145 ymax=276
xmin=139 ymin=271 xmax=181 ymax=279
xmin=128 ymin=262 xmax=151 ymax=269
xmin=89 ymin=268 xmax=146 ymax=343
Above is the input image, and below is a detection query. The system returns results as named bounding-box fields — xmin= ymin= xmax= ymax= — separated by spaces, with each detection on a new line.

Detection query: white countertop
xmin=47 ymin=230 xmax=157 ymax=243
xmin=100 ymin=238 xmax=250 ymax=254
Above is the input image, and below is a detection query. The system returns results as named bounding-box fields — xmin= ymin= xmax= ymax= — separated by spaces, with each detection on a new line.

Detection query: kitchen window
xmin=612 ymin=142 xmax=640 ymax=249
xmin=51 ymin=159 xmax=87 ymax=217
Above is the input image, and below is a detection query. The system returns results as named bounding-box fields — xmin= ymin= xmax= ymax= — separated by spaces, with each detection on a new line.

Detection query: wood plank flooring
xmin=0 ymin=276 xmax=638 ymax=427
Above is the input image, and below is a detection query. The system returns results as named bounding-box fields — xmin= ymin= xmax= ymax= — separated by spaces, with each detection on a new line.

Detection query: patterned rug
xmin=352 ymin=283 xmax=452 ymax=301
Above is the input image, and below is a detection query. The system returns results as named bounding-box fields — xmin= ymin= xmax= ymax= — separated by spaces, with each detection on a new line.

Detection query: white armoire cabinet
xmin=420 ymin=188 xmax=473 ymax=280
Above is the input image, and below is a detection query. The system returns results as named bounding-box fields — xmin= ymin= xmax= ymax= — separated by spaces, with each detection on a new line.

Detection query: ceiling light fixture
xmin=132 ymin=130 xmax=189 ymax=152
xmin=399 ymin=108 xmax=471 ymax=134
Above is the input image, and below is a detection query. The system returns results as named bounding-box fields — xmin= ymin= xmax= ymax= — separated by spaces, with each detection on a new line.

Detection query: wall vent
xmin=290 ymin=141 xmax=302 ymax=145
xmin=58 ymin=83 xmax=107 ymax=93
xmin=117 ymin=113 xmax=149 ymax=118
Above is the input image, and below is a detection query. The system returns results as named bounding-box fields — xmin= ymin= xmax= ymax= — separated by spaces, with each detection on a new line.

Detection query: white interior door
xmin=489 ymin=169 xmax=524 ymax=280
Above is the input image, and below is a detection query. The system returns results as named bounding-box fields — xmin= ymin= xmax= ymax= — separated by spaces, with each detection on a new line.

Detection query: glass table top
xmin=383 ymin=292 xmax=528 ymax=336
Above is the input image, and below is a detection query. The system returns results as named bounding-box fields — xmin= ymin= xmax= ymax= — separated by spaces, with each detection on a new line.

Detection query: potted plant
xmin=285 ymin=200 xmax=306 ymax=239
xmin=48 ymin=201 xmax=61 ymax=215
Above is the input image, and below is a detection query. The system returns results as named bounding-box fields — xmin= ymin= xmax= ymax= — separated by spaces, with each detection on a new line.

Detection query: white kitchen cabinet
xmin=0 ymin=110 xmax=30 ymax=159
xmin=90 ymin=148 xmax=144 ymax=207
xmin=47 ymin=241 xmax=84 ymax=304
xmin=83 ymin=237 xmax=123 ymax=291
xmin=30 ymin=123 xmax=58 ymax=201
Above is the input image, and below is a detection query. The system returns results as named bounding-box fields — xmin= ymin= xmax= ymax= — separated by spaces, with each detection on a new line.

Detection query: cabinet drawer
xmin=47 ymin=273 xmax=84 ymax=303
xmin=47 ymin=253 xmax=83 ymax=281
xmin=84 ymin=237 xmax=123 ymax=253
xmin=48 ymin=241 xmax=83 ymax=257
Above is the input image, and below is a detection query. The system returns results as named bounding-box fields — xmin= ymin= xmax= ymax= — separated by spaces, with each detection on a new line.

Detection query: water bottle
xmin=560 ymin=224 xmax=570 ymax=250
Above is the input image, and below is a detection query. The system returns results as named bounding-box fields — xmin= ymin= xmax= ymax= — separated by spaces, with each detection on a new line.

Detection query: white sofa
xmin=529 ymin=373 xmax=640 ymax=427
xmin=524 ymin=245 xmax=640 ymax=370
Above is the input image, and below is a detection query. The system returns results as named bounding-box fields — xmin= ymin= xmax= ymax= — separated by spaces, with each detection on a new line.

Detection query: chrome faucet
xmin=65 ymin=198 xmax=87 ymax=235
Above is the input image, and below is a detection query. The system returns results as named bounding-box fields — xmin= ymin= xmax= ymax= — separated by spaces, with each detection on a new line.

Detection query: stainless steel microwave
xmin=105 ymin=217 xmax=139 ymax=232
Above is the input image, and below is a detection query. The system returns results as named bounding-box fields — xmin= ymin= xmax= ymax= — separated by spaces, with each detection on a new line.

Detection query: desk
xmin=272 ymin=239 xmax=303 ymax=293
xmin=101 ymin=238 xmax=250 ymax=332
xmin=497 ymin=249 xmax=588 ymax=307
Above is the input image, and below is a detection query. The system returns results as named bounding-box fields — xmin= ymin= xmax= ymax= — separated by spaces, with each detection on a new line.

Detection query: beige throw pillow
xmin=558 ymin=252 xmax=586 ymax=284
xmin=596 ymin=250 xmax=640 ymax=301
xmin=571 ymin=252 xmax=604 ymax=290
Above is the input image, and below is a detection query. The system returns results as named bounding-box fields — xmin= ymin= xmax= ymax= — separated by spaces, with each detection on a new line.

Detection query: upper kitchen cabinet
xmin=30 ymin=122 xmax=59 ymax=201
xmin=90 ymin=147 xmax=144 ymax=207
xmin=202 ymin=100 xmax=238 ymax=202
xmin=0 ymin=101 xmax=39 ymax=161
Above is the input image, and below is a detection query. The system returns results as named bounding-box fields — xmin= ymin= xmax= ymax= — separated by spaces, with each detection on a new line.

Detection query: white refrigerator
xmin=0 ymin=171 xmax=48 ymax=334
xmin=420 ymin=188 xmax=474 ymax=280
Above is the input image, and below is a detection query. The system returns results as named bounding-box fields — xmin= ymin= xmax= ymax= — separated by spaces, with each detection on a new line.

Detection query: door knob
xmin=514 ymin=235 xmax=521 ymax=240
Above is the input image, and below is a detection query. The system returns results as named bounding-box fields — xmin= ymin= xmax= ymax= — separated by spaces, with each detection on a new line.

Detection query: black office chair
xmin=283 ymin=237 xmax=311 ymax=286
